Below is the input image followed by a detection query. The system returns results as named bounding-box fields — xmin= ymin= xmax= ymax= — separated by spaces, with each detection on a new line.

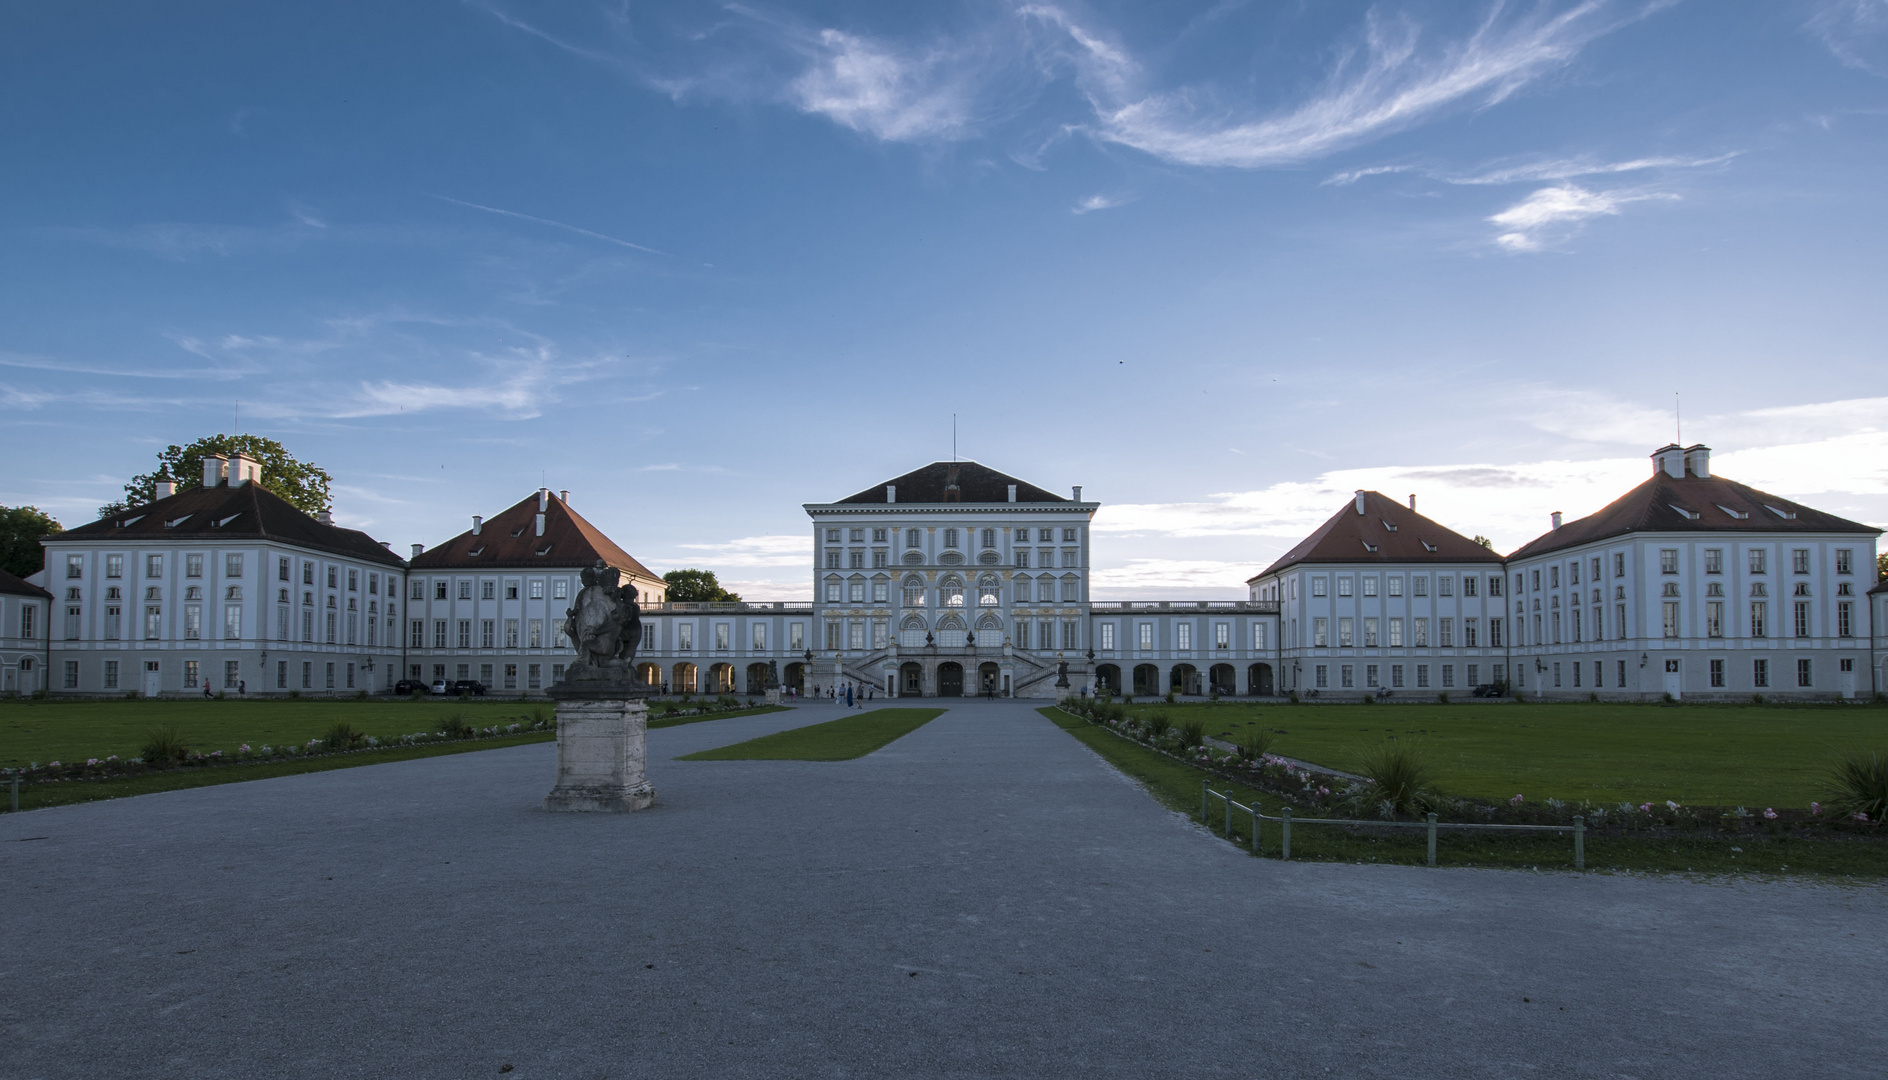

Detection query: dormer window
xmin=1361 ymin=541 xmax=1378 ymax=553
xmin=467 ymin=546 xmax=485 ymax=557
xmin=1420 ymin=541 xmax=1436 ymax=552
xmin=1668 ymin=504 xmax=1700 ymax=520
xmin=536 ymin=545 xmax=553 ymax=557
xmin=1381 ymin=520 xmax=1397 ymax=532
xmin=1716 ymin=504 xmax=1748 ymax=520
xmin=1764 ymin=505 xmax=1798 ymax=520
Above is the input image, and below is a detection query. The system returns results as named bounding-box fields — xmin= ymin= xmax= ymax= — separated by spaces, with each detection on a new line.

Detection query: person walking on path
xmin=845 ymin=683 xmax=854 ymax=709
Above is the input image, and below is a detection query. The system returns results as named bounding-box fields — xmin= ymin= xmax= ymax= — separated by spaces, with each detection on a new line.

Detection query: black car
xmin=1471 ymin=683 xmax=1506 ymax=698
xmin=393 ymin=679 xmax=428 ymax=695
xmin=449 ymin=679 xmax=487 ymax=697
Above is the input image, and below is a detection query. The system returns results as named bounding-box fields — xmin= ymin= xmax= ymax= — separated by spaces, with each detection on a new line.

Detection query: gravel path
xmin=2 ymin=699 xmax=1881 ymax=1079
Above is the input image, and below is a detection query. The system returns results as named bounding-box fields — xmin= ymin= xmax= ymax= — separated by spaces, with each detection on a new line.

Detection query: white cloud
xmin=1057 ymin=1 xmax=1643 ymax=169
xmin=1808 ymin=0 xmax=1888 ymax=72
xmin=660 ymin=534 xmax=809 ymax=570
xmin=1328 ymin=152 xmax=1736 ymax=186
xmin=788 ymin=29 xmax=980 ymax=141
xmin=1488 ymin=184 xmax=1675 ymax=250
xmin=1072 ymin=193 xmax=1129 ymax=214
xmin=431 ymin=195 xmax=665 ymax=255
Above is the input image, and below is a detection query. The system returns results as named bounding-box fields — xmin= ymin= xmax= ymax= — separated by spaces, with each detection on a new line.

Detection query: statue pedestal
xmin=543 ymin=694 xmax=655 ymax=812
xmin=765 ymin=688 xmax=781 ymax=705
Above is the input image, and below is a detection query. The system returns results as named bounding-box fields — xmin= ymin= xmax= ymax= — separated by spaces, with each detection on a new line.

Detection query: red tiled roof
xmin=52 ymin=482 xmax=405 ymax=567
xmin=1250 ymin=490 xmax=1501 ymax=580
xmin=410 ymin=492 xmax=660 ymax=584
xmin=0 ymin=567 xmax=51 ymax=599
xmin=1507 ymin=470 xmax=1880 ymax=561
xmin=831 ymin=461 xmax=1068 ymax=504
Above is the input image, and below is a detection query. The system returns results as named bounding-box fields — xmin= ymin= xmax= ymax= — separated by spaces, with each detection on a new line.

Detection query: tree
xmin=0 ymin=505 xmax=61 ymax=578
xmin=662 ymin=568 xmax=741 ymax=603
xmin=1879 ymin=552 xmax=1887 ymax=583
xmin=102 ymin=434 xmax=333 ymax=518
xmin=1473 ymin=535 xmax=1494 ymax=549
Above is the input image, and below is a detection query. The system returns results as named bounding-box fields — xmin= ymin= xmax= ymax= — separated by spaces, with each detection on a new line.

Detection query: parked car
xmin=449 ymin=680 xmax=487 ymax=697
xmin=429 ymin=679 xmax=449 ymax=695
xmin=393 ymin=679 xmax=428 ymax=696
xmin=1472 ymin=683 xmax=1505 ymax=698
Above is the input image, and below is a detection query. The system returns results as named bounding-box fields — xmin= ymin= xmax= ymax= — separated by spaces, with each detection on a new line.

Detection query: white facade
xmin=401 ymin=566 xmax=582 ymax=693
xmin=0 ymin=577 xmax=50 ymax=696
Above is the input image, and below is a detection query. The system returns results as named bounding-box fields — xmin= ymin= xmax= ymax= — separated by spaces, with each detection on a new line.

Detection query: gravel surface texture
xmin=3 ymin=698 xmax=1882 ymax=1079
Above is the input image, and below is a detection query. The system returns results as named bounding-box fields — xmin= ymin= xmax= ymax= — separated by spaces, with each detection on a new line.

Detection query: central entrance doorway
xmin=900 ymin=661 xmax=923 ymax=696
xmin=978 ymin=661 xmax=1000 ymax=697
xmin=937 ymin=661 xmax=964 ymax=697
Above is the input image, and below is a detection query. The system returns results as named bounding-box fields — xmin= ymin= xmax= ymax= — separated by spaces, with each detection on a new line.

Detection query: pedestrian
xmin=202 ymin=680 xmax=212 ymax=699
xmin=238 ymin=679 xmax=246 ymax=697
xmin=845 ymin=683 xmax=854 ymax=708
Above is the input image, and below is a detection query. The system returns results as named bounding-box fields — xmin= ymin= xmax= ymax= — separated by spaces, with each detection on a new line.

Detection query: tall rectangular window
xmin=1416 ymin=664 xmax=1430 ymax=689
xmin=1750 ymin=602 xmax=1766 ymax=638
xmin=1706 ymin=602 xmax=1722 ymax=638
xmin=1438 ymin=618 xmax=1453 ymax=647
xmin=1363 ymin=617 xmax=1379 ymax=647
xmin=1138 ymin=622 xmax=1153 ymax=649
xmin=1338 ymin=618 xmax=1353 ymax=647
xmin=457 ymin=620 xmax=472 ymax=649
xmin=1836 ymin=549 xmax=1853 ymax=574
xmin=1792 ymin=549 xmax=1810 ymax=574
xmin=1312 ymin=618 xmax=1328 ymax=647
xmin=1176 ymin=623 xmax=1192 ymax=650
xmin=1391 ymin=664 xmax=1404 ymax=688
xmin=1388 ymin=619 xmax=1403 ymax=647
xmin=1315 ymin=664 xmax=1328 ymax=689
xmin=1663 ymin=601 xmax=1679 ymax=638
xmin=1659 ymin=549 xmax=1677 ymax=574
xmin=433 ymin=619 xmax=448 ymax=648
xmin=1098 ymin=623 xmax=1115 ymax=650
xmin=1251 ymin=623 xmax=1267 ymax=650
xmin=1753 ymin=658 xmax=1768 ymax=688
xmin=1749 ymin=549 xmax=1767 ymax=574
xmin=505 ymin=619 xmax=520 ymax=648
xmin=1710 ymin=659 xmax=1724 ymax=687
xmin=1214 ymin=622 xmax=1229 ymax=648
xmin=1488 ymin=618 xmax=1502 ymax=647
xmin=1413 ymin=618 xmax=1428 ymax=647
xmin=1838 ymin=602 xmax=1853 ymax=637
xmin=1462 ymin=618 xmax=1477 ymax=647
xmin=1797 ymin=658 xmax=1812 ymax=687
xmin=1704 ymin=549 xmax=1722 ymax=574
xmin=225 ymin=606 xmax=241 ymax=640
xmin=1794 ymin=602 xmax=1809 ymax=638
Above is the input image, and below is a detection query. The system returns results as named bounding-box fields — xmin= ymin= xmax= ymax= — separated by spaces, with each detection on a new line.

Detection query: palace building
xmin=21 ymin=446 xmax=1881 ymax=700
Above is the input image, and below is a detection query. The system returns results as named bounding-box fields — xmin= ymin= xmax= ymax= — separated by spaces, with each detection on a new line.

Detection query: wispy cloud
xmin=788 ymin=28 xmax=981 ymax=141
xmin=1072 ymin=193 xmax=1130 ymax=214
xmin=1046 ymin=1 xmax=1650 ymax=169
xmin=47 ymin=219 xmax=328 ymax=261
xmin=1328 ymin=151 xmax=1736 ymax=186
xmin=1487 ymin=183 xmax=1677 ymax=250
xmin=661 ymin=534 xmax=808 ymax=569
xmin=1807 ymin=0 xmax=1888 ymax=73
xmin=432 ymin=195 xmax=665 ymax=255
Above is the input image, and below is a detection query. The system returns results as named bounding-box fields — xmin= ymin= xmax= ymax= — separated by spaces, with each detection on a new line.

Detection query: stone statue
xmin=561 ymin=560 xmax=643 ymax=683
xmin=1055 ymin=659 xmax=1071 ymax=689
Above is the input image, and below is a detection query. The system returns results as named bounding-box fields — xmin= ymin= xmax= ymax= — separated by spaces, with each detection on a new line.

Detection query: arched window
xmin=902 ymin=576 xmax=926 ymax=607
xmin=940 ymin=576 xmax=965 ymax=608
xmin=978 ymin=574 xmax=1000 ymax=606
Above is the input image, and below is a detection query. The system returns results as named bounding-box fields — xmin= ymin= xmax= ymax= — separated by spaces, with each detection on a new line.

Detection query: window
xmin=751 ymin=623 xmax=766 ymax=650
xmin=1413 ymin=577 xmax=1428 ymax=598
xmin=1797 ymin=658 xmax=1813 ymax=688
xmin=433 ymin=619 xmax=448 ymax=648
xmin=1794 ymin=601 xmax=1809 ymax=638
xmin=1836 ymin=549 xmax=1853 ymax=575
xmin=1488 ymin=575 xmax=1502 ymax=597
xmin=1438 ymin=618 xmax=1453 ymax=647
xmin=1038 ymin=528 xmax=1053 ymax=542
xmin=1061 ymin=577 xmax=1080 ymax=602
xmin=1313 ymin=618 xmax=1328 ymax=647
xmin=825 ymin=528 xmax=840 ymax=543
xmin=66 ymin=554 xmax=84 ymax=579
xmin=1749 ymin=548 xmax=1767 ymax=574
xmin=1252 ymin=623 xmax=1268 ymax=649
xmin=1463 ymin=618 xmax=1478 ymax=647
xmin=1099 ymin=623 xmax=1115 ymax=650
xmin=849 ymin=528 xmax=864 ymax=543
xmin=825 ymin=550 xmax=841 ymax=569
xmin=410 ymin=620 xmax=424 ymax=648
xmin=1568 ymin=563 xmax=1579 ymax=587
xmin=457 ymin=620 xmax=472 ymax=649
xmin=1311 ymin=577 xmax=1328 ymax=598
xmin=1337 ymin=576 xmax=1353 ymax=598
xmin=279 ymin=557 xmax=291 ymax=582
xmin=678 ymin=624 xmax=694 ymax=650
xmin=906 ymin=530 xmax=922 ymax=549
xmin=553 ymin=579 xmax=569 ymax=600
xmin=824 ymin=621 xmax=842 ymax=650
xmin=1363 ymin=617 xmax=1379 ymax=647
xmin=1530 ymin=569 xmax=1540 ymax=591
xmin=225 ymin=606 xmax=241 ymax=641
xmin=146 ymin=554 xmax=163 ymax=579
xmin=506 ymin=583 xmax=519 ymax=600
xmin=1792 ymin=549 xmax=1810 ymax=574
xmin=505 ymin=619 xmax=520 ymax=648
xmin=1707 ymin=602 xmax=1723 ymax=638
xmin=1704 ymin=549 xmax=1722 ymax=574
xmin=1388 ymin=619 xmax=1404 ymax=647
xmin=1439 ymin=576 xmax=1454 ymax=597
xmin=825 ymin=582 xmax=841 ymax=603
xmin=790 ymin=622 xmax=804 ymax=650
xmin=1363 ymin=576 xmax=1379 ymax=597
xmin=1614 ymin=553 xmax=1626 ymax=578
xmin=1338 ymin=617 xmax=1353 ymax=647
xmin=715 ymin=623 xmax=729 ymax=650
xmin=849 ymin=580 xmax=865 ymax=603
xmin=849 ymin=622 xmax=865 ymax=649
xmin=1412 ymin=618 xmax=1428 ymax=647
xmin=433 ymin=580 xmax=447 ymax=600
xmin=1214 ymin=622 xmax=1229 ymax=648
xmin=105 ymin=554 xmax=125 ymax=579
xmin=849 ymin=550 xmax=864 ymax=569
xmin=874 ymin=580 xmax=890 ymax=604
xmin=873 ymin=550 xmax=887 ymax=568
xmin=529 ymin=580 xmax=544 ymax=600
xmin=943 ymin=528 xmax=959 ymax=549
xmin=1462 ymin=576 xmax=1477 ymax=598
xmin=19 ymin=604 xmax=36 ymax=640
xmin=1753 ymin=658 xmax=1769 ymax=688
xmin=63 ymin=660 xmax=78 ymax=689
xmin=1366 ymin=664 xmax=1379 ymax=688
xmin=1441 ymin=665 xmax=1454 ymax=689
xmin=1063 ymin=528 xmax=1077 ymax=542
xmin=1177 ymin=623 xmax=1192 ymax=650
xmin=1750 ymin=602 xmax=1767 ymax=638
xmin=1416 ymin=664 xmax=1430 ymax=689
xmin=1138 ymin=623 xmax=1154 ymax=650
xmin=185 ymin=554 xmax=203 ymax=578
xmin=504 ymin=664 xmax=518 ymax=690
xmin=1341 ymin=664 xmax=1354 ymax=689
xmin=1838 ymin=602 xmax=1853 ymax=637
xmin=1014 ymin=549 xmax=1029 ymax=568
xmin=1315 ymin=665 xmax=1328 ymax=689
xmin=1391 ymin=664 xmax=1405 ymax=688
xmin=1663 ymin=601 xmax=1679 ymax=638
xmin=1710 ymin=659 xmax=1724 ymax=688
xmin=102 ymin=660 xmax=120 ymax=689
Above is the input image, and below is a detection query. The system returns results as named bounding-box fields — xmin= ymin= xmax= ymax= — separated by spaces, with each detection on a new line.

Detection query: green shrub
xmin=1178 ymin=718 xmax=1205 ymax=749
xmin=440 ymin=713 xmax=473 ymax=739
xmin=1826 ymin=750 xmax=1888 ymax=822
xmin=530 ymin=707 xmax=549 ymax=727
xmin=141 ymin=725 xmax=190 ymax=766
xmin=1752 ymin=693 xmax=1765 ymax=705
xmin=1145 ymin=712 xmax=1172 ymax=741
xmin=1350 ymin=740 xmax=1444 ymax=819
xmin=1235 ymin=727 xmax=1274 ymax=761
xmin=1437 ymin=691 xmax=1450 ymax=705
xmin=1287 ymin=689 xmax=1299 ymax=704
xmin=322 ymin=722 xmax=367 ymax=751
xmin=1164 ymin=691 xmax=1176 ymax=704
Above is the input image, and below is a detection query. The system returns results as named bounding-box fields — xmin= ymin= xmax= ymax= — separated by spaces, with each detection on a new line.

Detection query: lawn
xmin=1042 ymin=707 xmax=1888 ymax=878
xmin=1117 ymin=700 xmax=1888 ymax=810
xmin=678 ymin=708 xmax=945 ymax=761
xmin=0 ymin=698 xmax=553 ymax=768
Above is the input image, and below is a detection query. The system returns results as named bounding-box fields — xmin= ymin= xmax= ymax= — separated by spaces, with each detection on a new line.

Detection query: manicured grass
xmin=5 ymin=730 xmax=557 ymax=814
xmin=649 ymin=704 xmax=788 ymax=730
xmin=678 ymin=708 xmax=945 ymax=761
xmin=1042 ymin=707 xmax=1888 ymax=878
xmin=1119 ymin=700 xmax=1888 ymax=809
xmin=0 ymin=698 xmax=552 ymax=768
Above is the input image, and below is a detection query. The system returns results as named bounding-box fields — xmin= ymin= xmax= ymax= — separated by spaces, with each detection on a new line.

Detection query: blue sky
xmin=4 ymin=0 xmax=1886 ymax=598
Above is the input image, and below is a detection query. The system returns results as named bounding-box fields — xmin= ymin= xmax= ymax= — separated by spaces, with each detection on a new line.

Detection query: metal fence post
xmin=1202 ymin=779 xmax=1209 ymax=825
xmin=1281 ymin=806 xmax=1292 ymax=861
xmin=1573 ymin=815 xmax=1585 ymax=871
xmin=1426 ymin=812 xmax=1438 ymax=867
xmin=1251 ymin=803 xmax=1261 ymax=856
xmin=1223 ymin=795 xmax=1233 ymax=840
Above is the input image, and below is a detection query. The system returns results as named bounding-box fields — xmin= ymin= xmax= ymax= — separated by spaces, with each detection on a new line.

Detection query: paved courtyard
xmin=3 ymin=700 xmax=1884 ymax=1079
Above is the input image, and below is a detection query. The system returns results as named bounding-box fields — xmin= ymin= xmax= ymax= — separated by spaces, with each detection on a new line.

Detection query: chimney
xmin=379 ymin=541 xmax=391 ymax=550
xmin=1684 ymin=444 xmax=1711 ymax=478
xmin=1072 ymin=486 xmax=1082 ymax=501
xmin=1006 ymin=484 xmax=1016 ymax=503
xmin=471 ymin=515 xmax=482 ymax=535
xmin=538 ymin=487 xmax=549 ymax=512
xmin=1551 ymin=511 xmax=1563 ymax=530
xmin=315 ymin=511 xmax=332 ymax=525
xmin=1408 ymin=494 xmax=1416 ymax=511
xmin=155 ymin=478 xmax=177 ymax=499
xmin=410 ymin=543 xmax=423 ymax=559
xmin=202 ymin=454 xmax=228 ymax=489
xmin=886 ymin=485 xmax=896 ymax=503
xmin=1652 ymin=443 xmax=1684 ymax=478
xmin=559 ymin=490 xmax=569 ymax=505
xmin=229 ymin=452 xmax=262 ymax=487
xmin=535 ymin=513 xmax=545 ymax=537
xmin=1354 ymin=490 xmax=1367 ymax=515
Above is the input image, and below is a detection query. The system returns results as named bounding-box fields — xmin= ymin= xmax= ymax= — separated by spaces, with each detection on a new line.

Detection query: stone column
xmin=543 ymin=692 xmax=655 ymax=812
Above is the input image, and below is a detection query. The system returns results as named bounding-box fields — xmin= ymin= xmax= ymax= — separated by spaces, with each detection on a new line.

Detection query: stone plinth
xmin=543 ymin=695 xmax=655 ymax=812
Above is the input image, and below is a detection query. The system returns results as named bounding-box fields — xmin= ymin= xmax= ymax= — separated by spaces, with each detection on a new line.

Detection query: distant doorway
xmin=1208 ymin=664 xmax=1235 ymax=696
xmin=1249 ymin=663 xmax=1274 ymax=696
xmin=1095 ymin=664 xmax=1121 ymax=695
xmin=1133 ymin=664 xmax=1159 ymax=696
xmin=938 ymin=662 xmax=964 ymax=697
xmin=900 ymin=661 xmax=923 ymax=696
xmin=978 ymin=661 xmax=1000 ymax=697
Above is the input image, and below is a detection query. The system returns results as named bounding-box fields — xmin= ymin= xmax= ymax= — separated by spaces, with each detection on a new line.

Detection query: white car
xmin=429 ymin=679 xmax=449 ymax=695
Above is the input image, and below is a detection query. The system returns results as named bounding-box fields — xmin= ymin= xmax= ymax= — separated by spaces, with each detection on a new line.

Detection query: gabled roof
xmin=0 ymin=567 xmax=51 ymax=600
xmin=52 ymin=481 xmax=405 ymax=567
xmin=1507 ymin=471 xmax=1880 ymax=561
xmin=1249 ymin=490 xmax=1501 ymax=581
xmin=410 ymin=492 xmax=660 ymax=582
xmin=829 ymin=461 xmax=1068 ymax=505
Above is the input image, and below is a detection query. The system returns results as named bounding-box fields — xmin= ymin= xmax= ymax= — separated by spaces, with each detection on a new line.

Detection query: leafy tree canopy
xmin=662 ymin=568 xmax=741 ymax=603
xmin=0 ymin=505 xmax=61 ymax=578
xmin=1473 ymin=535 xmax=1494 ymax=549
xmin=100 ymin=434 xmax=333 ymax=519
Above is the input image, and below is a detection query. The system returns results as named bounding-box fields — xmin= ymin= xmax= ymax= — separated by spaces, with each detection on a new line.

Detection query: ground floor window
xmin=1314 ymin=664 xmax=1328 ymax=689
xmin=185 ymin=660 xmax=200 ymax=688
xmin=1570 ymin=662 xmax=1579 ymax=688
xmin=1710 ymin=659 xmax=1725 ymax=687
xmin=552 ymin=664 xmax=565 ymax=684
xmin=302 ymin=662 xmax=313 ymax=689
xmin=1797 ymin=658 xmax=1812 ymax=688
xmin=1417 ymin=664 xmax=1431 ymax=689
xmin=1340 ymin=664 xmax=1353 ymax=689
xmin=1366 ymin=664 xmax=1379 ymax=687
xmin=1391 ymin=664 xmax=1404 ymax=688
xmin=504 ymin=663 xmax=518 ymax=689
xmin=528 ymin=663 xmax=542 ymax=690
xmin=1753 ymin=659 xmax=1768 ymax=688
xmin=64 ymin=660 xmax=79 ymax=688
xmin=225 ymin=660 xmax=240 ymax=688
xmin=279 ymin=661 xmax=289 ymax=689
xmin=1616 ymin=660 xmax=1626 ymax=688
xmin=1466 ymin=664 xmax=1479 ymax=686
xmin=1442 ymin=664 xmax=1455 ymax=688
xmin=325 ymin=662 xmax=336 ymax=689
xmin=481 ymin=664 xmax=493 ymax=684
